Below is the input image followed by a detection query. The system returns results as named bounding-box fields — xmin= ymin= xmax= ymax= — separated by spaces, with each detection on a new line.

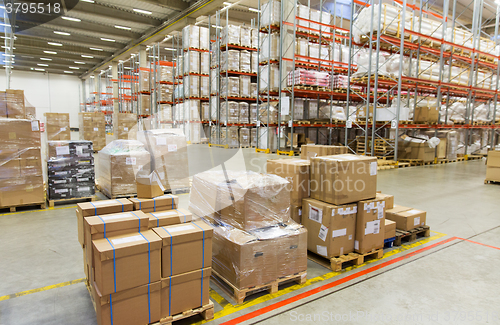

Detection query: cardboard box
xmin=410 ymin=142 xmax=435 ymax=162
xmin=147 ymin=208 xmax=192 ymax=228
xmin=94 ymin=281 xmax=161 ymax=325
xmin=129 ymin=195 xmax=179 ymax=211
xmin=160 ymin=268 xmax=211 ymax=317
xmin=276 ymin=226 xmax=308 ymax=277
xmin=93 ymin=230 xmax=162 ymax=296
xmin=386 ymin=208 xmax=426 ymax=231
xmin=388 ymin=205 xmax=412 ymax=214
xmin=302 ymin=198 xmax=357 ymax=258
xmin=290 ymin=205 xmax=302 ymax=224
xmin=310 ymin=154 xmax=377 ymax=205
xmin=486 ymin=167 xmax=500 ymax=181
xmin=267 ymin=158 xmax=310 ymax=206
xmin=384 ymin=219 xmax=396 ymax=239
xmin=78 ymin=199 xmax=133 ymax=217
xmin=136 ymin=171 xmax=165 ymax=199
xmin=153 ymin=221 xmax=213 ymax=278
xmin=300 ymin=144 xmax=349 ymax=160
xmin=0 ymin=175 xmax=44 ymax=207
xmin=413 ymin=106 xmax=439 ymax=124
xmin=6 ymin=89 xmax=25 ymax=119
xmin=0 ymin=91 xmax=6 ymax=117
xmin=355 ymin=197 xmax=385 ymax=254
xmin=486 ymin=151 xmax=500 ymax=168
xmin=376 ymin=193 xmax=394 ymax=210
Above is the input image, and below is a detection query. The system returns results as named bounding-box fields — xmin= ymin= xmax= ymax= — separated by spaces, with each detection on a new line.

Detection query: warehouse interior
xmin=1 ymin=0 xmax=500 ymax=324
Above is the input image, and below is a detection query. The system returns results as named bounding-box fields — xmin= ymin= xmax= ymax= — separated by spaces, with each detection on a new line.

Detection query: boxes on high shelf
xmin=79 ymin=112 xmax=106 ymax=151
xmin=44 ymin=113 xmax=70 ymax=141
xmin=239 ymin=102 xmax=249 ymax=124
xmin=184 ymin=51 xmax=200 ymax=75
xmin=413 ymin=106 xmax=439 ymax=124
xmin=239 ymin=127 xmax=250 ymax=147
xmin=300 ymin=144 xmax=349 ymax=159
xmin=386 ymin=208 xmax=426 ymax=231
xmin=240 ymin=26 xmax=251 ymax=48
xmin=138 ymin=69 xmax=150 ymax=93
xmin=98 ymin=140 xmax=151 ymax=198
xmin=222 ymin=25 xmax=240 ymax=46
xmin=355 ymin=197 xmax=386 ymax=254
xmin=189 ymin=171 xmax=290 ymax=230
xmin=486 ymin=150 xmax=500 ymax=181
xmin=140 ymin=94 xmax=151 ymax=116
xmin=129 ymin=195 xmax=179 ymax=213
xmin=182 ymin=25 xmax=200 ymax=49
xmin=138 ymin=129 xmax=190 ymax=192
xmin=114 ymin=113 xmax=137 ymax=140
xmin=267 ymin=159 xmax=310 ymax=206
xmin=310 ymin=154 xmax=377 ymax=205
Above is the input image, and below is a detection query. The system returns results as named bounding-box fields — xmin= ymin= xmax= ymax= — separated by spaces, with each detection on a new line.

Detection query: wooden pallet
xmin=394 ymin=226 xmax=431 ymax=246
xmin=98 ymin=185 xmax=137 ymax=199
xmin=400 ymin=159 xmax=427 ymax=166
xmin=294 ymin=120 xmax=311 ymax=125
xmin=456 ymin=157 xmax=466 ymax=162
xmin=395 ymin=162 xmax=411 ymax=168
xmin=0 ymin=201 xmax=46 ymax=213
xmin=47 ymin=196 xmax=96 ymax=208
xmin=308 ymin=249 xmax=384 ymax=272
xmin=211 ymin=270 xmax=306 ymax=305
xmin=467 ymin=155 xmax=484 ymax=160
xmin=484 ymin=179 xmax=500 ymax=185
xmin=153 ymin=301 xmax=214 ymax=325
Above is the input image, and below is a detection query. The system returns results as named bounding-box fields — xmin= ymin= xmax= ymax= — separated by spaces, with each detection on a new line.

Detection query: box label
xmin=348 ymin=235 xmax=353 ymax=240
xmin=365 ymin=220 xmax=381 ymax=235
xmin=168 ymin=224 xmax=195 ymax=233
xmin=94 ymin=127 xmax=99 ymax=131
xmin=414 ymin=217 xmax=421 ymax=226
xmin=111 ymin=235 xmax=144 ymax=245
xmin=354 ymin=240 xmax=359 ymax=250
xmin=298 ymin=208 xmax=302 ymax=216
xmin=378 ymin=207 xmax=384 ymax=220
xmin=124 ymin=127 xmax=129 ymax=131
xmin=55 ymin=189 xmax=69 ymax=194
xmin=156 ymin=137 xmax=167 ymax=145
xmin=406 ymin=209 xmax=421 ymax=215
xmin=76 ymin=146 xmax=83 ymax=155
xmin=309 ymin=206 xmax=323 ymax=223
xmin=126 ymin=157 xmax=136 ymax=165
xmin=316 ymin=245 xmax=327 ymax=257
xmin=56 ymin=146 xmax=70 ymax=156
xmin=168 ymin=144 xmax=177 ymax=152
xmin=78 ymin=186 xmax=90 ymax=192
xmin=153 ymin=211 xmax=178 ymax=217
xmin=370 ymin=161 xmax=377 ymax=176
xmin=332 ymin=228 xmax=347 ymax=238
xmin=31 ymin=121 xmax=39 ymax=131
xmin=318 ymin=225 xmax=328 ymax=241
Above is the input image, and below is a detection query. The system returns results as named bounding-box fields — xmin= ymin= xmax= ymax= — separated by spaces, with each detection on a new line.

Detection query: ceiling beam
xmin=4 ymin=66 xmax=80 ymax=75
xmin=16 ymin=32 xmax=126 ymax=50
xmin=10 ymin=48 xmax=102 ymax=64
xmin=13 ymin=37 xmax=117 ymax=56
xmin=140 ymin=0 xmax=191 ymax=11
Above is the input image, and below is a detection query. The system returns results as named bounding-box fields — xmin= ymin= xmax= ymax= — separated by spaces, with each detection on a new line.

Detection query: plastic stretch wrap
xmin=309 ymin=101 xmax=318 ymax=118
xmin=210 ymin=96 xmax=218 ymax=120
xmin=176 ymin=55 xmax=183 ymax=77
xmin=251 ymin=28 xmax=259 ymax=49
xmin=188 ymin=123 xmax=203 ymax=144
xmin=44 ymin=113 xmax=70 ymax=141
xmin=353 ymin=4 xmax=413 ymax=42
xmin=296 ymin=38 xmax=308 ymax=57
xmin=297 ymin=5 xmax=310 ymax=33
xmin=259 ymin=102 xmax=278 ymax=124
xmin=222 ymin=25 xmax=240 ymax=46
xmin=222 ymin=77 xmax=240 ymax=98
xmin=211 ymin=50 xmax=218 ymax=68
xmin=250 ymin=104 xmax=258 ymax=122
xmin=239 ymin=128 xmax=250 ymax=147
xmin=318 ymin=100 xmax=330 ymax=119
xmin=445 ymin=28 xmax=499 ymax=58
xmin=442 ymin=65 xmax=472 ymax=86
xmin=332 ymin=75 xmax=349 ymax=89
xmin=159 ymin=65 xmax=173 ymax=82
xmin=47 ymin=140 xmax=95 ymax=200
xmin=251 ymin=83 xmax=257 ymax=98
xmin=228 ymin=126 xmax=239 ymax=147
xmin=115 ymin=113 xmax=137 ymax=140
xmin=320 ymin=11 xmax=332 ymax=33
xmin=0 ymin=89 xmax=25 ymax=119
xmin=139 ymin=69 xmax=150 ymax=92
xmin=200 ymin=52 xmax=210 ymax=75
xmin=188 ymin=170 xmax=291 ymax=230
xmin=184 ymin=51 xmax=200 ymax=74
xmin=260 ymin=0 xmax=280 ymax=29
xmin=201 ymin=102 xmax=210 ymax=121
xmin=159 ymin=104 xmax=172 ymax=122
xmin=251 ymin=52 xmax=258 ymax=74
xmin=421 ymin=130 xmax=458 ymax=160
xmin=222 ymin=50 xmax=240 ymax=72
xmin=210 ymin=69 xmax=217 ymax=95
xmin=240 ymin=76 xmax=251 ymax=98
xmin=240 ymin=26 xmax=251 ymax=48
xmin=294 ymin=99 xmax=304 ymax=120
xmin=405 ymin=59 xmax=440 ymax=81
xmin=200 ymin=76 xmax=210 ymax=98
xmin=309 ymin=9 xmax=322 ymax=33
xmin=139 ymin=94 xmax=151 ymax=116
xmin=287 ymin=69 xmax=331 ymax=87
xmin=351 ymin=50 xmax=392 ymax=77
xmin=174 ymin=85 xmax=183 ymax=101
xmin=251 ymin=128 xmax=257 ymax=147
xmin=220 ymin=101 xmax=239 ymax=124
xmin=259 ymin=64 xmax=280 ymax=92
xmin=184 ymin=75 xmax=200 ymax=98
xmin=159 ymin=84 xmax=173 ymax=102
xmin=79 ymin=112 xmax=106 ymax=151
xmin=239 ymin=102 xmax=249 ymax=124
xmin=211 ymin=222 xmax=307 ymax=289
xmin=98 ymin=140 xmax=150 ymax=197
xmin=138 ymin=130 xmax=189 ymax=191
xmin=199 ymin=26 xmax=209 ymax=50
xmin=260 ymin=34 xmax=279 ymax=63
xmin=182 ymin=25 xmax=200 ymax=49
xmin=220 ymin=127 xmax=227 ymax=144
xmin=240 ymin=51 xmax=251 ymax=73
xmin=185 ymin=100 xmax=201 ymax=121
xmin=413 ymin=17 xmax=444 ymax=39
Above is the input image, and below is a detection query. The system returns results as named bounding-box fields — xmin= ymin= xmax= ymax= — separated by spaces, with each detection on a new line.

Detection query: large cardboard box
xmin=310 ymin=154 xmax=377 ymax=205
xmin=290 ymin=205 xmax=302 ymax=224
xmin=267 ymin=158 xmax=310 ymax=206
xmin=300 ymin=144 xmax=349 ymax=160
xmin=376 ymin=193 xmax=394 ymax=210
xmin=275 ymin=226 xmax=308 ymax=277
xmin=153 ymin=221 xmax=213 ymax=278
xmin=486 ymin=150 xmax=500 ymax=168
xmin=355 ymin=197 xmax=386 ymax=254
xmin=386 ymin=208 xmax=426 ymax=231
xmin=413 ymin=106 xmax=439 ymax=124
xmin=410 ymin=141 xmax=435 ymax=162
xmin=44 ymin=113 xmax=70 ymax=141
xmin=129 ymin=195 xmax=179 ymax=212
xmin=79 ymin=112 xmax=106 ymax=151
xmin=160 ymin=268 xmax=211 ymax=317
xmin=115 ymin=112 xmax=137 ymax=140
xmin=136 ymin=171 xmax=165 ymax=199
xmin=0 ymin=91 xmax=6 ymax=117
xmin=302 ymin=198 xmax=357 ymax=258
xmin=147 ymin=208 xmax=192 ymax=228
xmin=384 ymin=219 xmax=396 ymax=239
xmin=6 ymin=89 xmax=25 ymax=119
xmin=93 ymin=230 xmax=162 ymax=296
xmin=486 ymin=167 xmax=500 ymax=182
xmin=94 ymin=281 xmax=161 ymax=325
xmin=0 ymin=175 xmax=44 ymax=207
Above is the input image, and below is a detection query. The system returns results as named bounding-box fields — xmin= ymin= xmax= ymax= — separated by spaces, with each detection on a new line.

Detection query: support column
xmin=112 ymin=62 xmax=119 ymax=139
xmin=94 ymin=72 xmax=100 ymax=111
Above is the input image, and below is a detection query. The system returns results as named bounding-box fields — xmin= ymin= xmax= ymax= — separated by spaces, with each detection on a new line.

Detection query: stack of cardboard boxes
xmin=44 ymin=113 xmax=70 ymax=141
xmin=189 ymin=171 xmax=308 ymax=292
xmin=79 ymin=112 xmax=106 ymax=151
xmin=77 ymin=193 xmax=213 ymax=325
xmin=0 ymin=118 xmax=44 ymax=208
xmin=0 ymin=89 xmax=27 ymax=119
xmin=485 ymin=150 xmax=500 ymax=182
xmin=398 ymin=135 xmax=437 ymax=163
xmin=300 ymin=144 xmax=349 ymax=160
xmin=114 ymin=113 xmax=137 ymax=140
xmin=46 ymin=141 xmax=95 ymax=201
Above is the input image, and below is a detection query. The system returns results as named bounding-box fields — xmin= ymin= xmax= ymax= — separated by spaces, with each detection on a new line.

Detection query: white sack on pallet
xmin=351 ymin=49 xmax=391 ymax=77
xmin=240 ymin=51 xmax=251 ymax=73
xmin=260 ymin=33 xmax=279 ymax=63
xmin=199 ymin=27 xmax=209 ymax=50
xmin=182 ymin=25 xmax=200 ymax=49
xmin=260 ymin=0 xmax=280 ymax=29
xmin=240 ymin=26 xmax=252 ymax=48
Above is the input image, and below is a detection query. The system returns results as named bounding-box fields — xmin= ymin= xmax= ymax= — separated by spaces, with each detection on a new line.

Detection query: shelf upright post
xmin=256 ymin=2 xmax=261 ymax=149
xmin=208 ymin=15 xmax=212 ymax=144
xmin=435 ymin=0 xmax=449 ymax=143
xmin=491 ymin=3 xmax=500 ymax=149
xmin=225 ymin=10 xmax=229 ymax=146
xmin=344 ymin=0 xmax=356 ymax=153
xmin=394 ymin=0 xmax=408 ymax=162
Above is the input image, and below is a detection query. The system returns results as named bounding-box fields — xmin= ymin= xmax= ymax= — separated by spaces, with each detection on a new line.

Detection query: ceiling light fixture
xmin=61 ymin=17 xmax=81 ymax=22
xmin=164 ymin=48 xmax=176 ymax=51
xmin=74 ymin=61 xmax=85 ymax=64
xmin=115 ymin=25 xmax=131 ymax=30
xmin=248 ymin=7 xmax=260 ymax=12
xmin=133 ymin=8 xmax=152 ymax=15
xmin=44 ymin=51 xmax=57 ymax=54
xmin=54 ymin=31 xmax=70 ymax=36
xmin=35 ymin=68 xmax=45 ymax=71
xmin=64 ymin=71 xmax=74 ymax=73
xmin=2 ymin=46 xmax=16 ymax=49
xmin=69 ymin=66 xmax=79 ymax=69
xmin=37 ymin=63 xmax=49 ymax=66
xmin=48 ymin=42 xmax=63 ymax=46
xmin=101 ymin=38 xmax=115 ymax=42
xmin=81 ymin=55 xmax=93 ymax=58
xmin=90 ymin=47 xmax=103 ymax=51
xmin=40 ymin=58 xmax=52 ymax=61
xmin=81 ymin=0 xmax=94 ymax=2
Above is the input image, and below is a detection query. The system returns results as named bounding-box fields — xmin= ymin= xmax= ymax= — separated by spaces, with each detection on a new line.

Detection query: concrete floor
xmin=1 ymin=146 xmax=499 ymax=325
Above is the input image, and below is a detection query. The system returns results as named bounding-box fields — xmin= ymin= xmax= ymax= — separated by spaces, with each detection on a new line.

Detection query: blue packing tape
xmin=200 ymin=269 xmax=204 ymax=307
xmin=169 ymin=277 xmax=172 ymax=316
xmin=97 ymin=215 xmax=107 ymax=237
xmin=104 ymin=237 xmax=117 ymax=293
xmin=109 ymin=294 xmax=114 ymax=325
xmin=90 ymin=201 xmax=97 ymax=216
xmin=175 ymin=208 xmax=186 ymax=223
xmin=139 ymin=200 xmax=142 ymax=210
xmin=161 ymin=227 xmax=173 ymax=276
xmin=151 ymin=213 xmax=160 ymax=227
xmin=130 ymin=211 xmax=141 ymax=232
xmin=138 ymin=232 xmax=151 ymax=324
xmin=115 ymin=199 xmax=124 ymax=212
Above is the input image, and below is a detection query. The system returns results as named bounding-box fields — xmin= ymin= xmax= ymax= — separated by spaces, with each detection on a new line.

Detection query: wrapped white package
xmin=182 ymin=25 xmax=200 ymax=49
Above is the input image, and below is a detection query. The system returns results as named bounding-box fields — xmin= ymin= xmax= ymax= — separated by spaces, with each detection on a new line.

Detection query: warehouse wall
xmin=0 ymin=70 xmax=82 ymax=127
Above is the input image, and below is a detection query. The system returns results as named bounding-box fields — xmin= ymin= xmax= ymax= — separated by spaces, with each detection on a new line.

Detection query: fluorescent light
xmin=90 ymin=47 xmax=103 ymax=51
xmin=74 ymin=61 xmax=85 ymax=64
xmin=133 ymin=8 xmax=152 ymax=14
xmin=81 ymin=54 xmax=93 ymax=58
xmin=0 ymin=23 xmax=10 ymax=27
xmin=54 ymin=31 xmax=71 ymax=36
xmin=223 ymin=2 xmax=233 ymax=5
xmin=37 ymin=63 xmax=49 ymax=66
xmin=211 ymin=25 xmax=223 ymax=29
xmin=69 ymin=66 xmax=80 ymax=69
xmin=48 ymin=42 xmax=63 ymax=46
xmin=44 ymin=51 xmax=57 ymax=54
xmin=1 ymin=36 xmax=16 ymax=40
xmin=164 ymin=48 xmax=176 ymax=51
xmin=81 ymin=0 xmax=94 ymax=2
xmin=101 ymin=38 xmax=115 ymax=42
xmin=124 ymin=67 xmax=132 ymax=69
xmin=115 ymin=25 xmax=131 ymax=30
xmin=4 ymin=60 xmax=15 ymax=63
xmin=64 ymin=71 xmax=74 ymax=73
xmin=40 ymin=58 xmax=52 ymax=61
xmin=61 ymin=17 xmax=81 ymax=22
xmin=3 ymin=54 xmax=15 ymax=57
xmin=35 ymin=68 xmax=45 ymax=71
xmin=2 ymin=46 xmax=16 ymax=50
xmin=248 ymin=7 xmax=260 ymax=12
xmin=90 ymin=75 xmax=95 ymax=78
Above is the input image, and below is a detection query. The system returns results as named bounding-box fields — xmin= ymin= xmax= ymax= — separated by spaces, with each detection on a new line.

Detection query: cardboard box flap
xmin=387 ymin=205 xmax=412 ymax=214
xmin=148 ymin=208 xmax=192 ymax=227
xmin=399 ymin=209 xmax=426 ymax=217
xmin=96 ymin=281 xmax=161 ymax=304
xmin=86 ymin=211 xmax=149 ymax=235
xmin=129 ymin=195 xmax=179 ymax=210
xmin=161 ymin=267 xmax=212 ymax=288
xmin=78 ymin=199 xmax=133 ymax=217
xmin=93 ymin=230 xmax=162 ymax=261
xmin=152 ymin=221 xmax=213 ymax=246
